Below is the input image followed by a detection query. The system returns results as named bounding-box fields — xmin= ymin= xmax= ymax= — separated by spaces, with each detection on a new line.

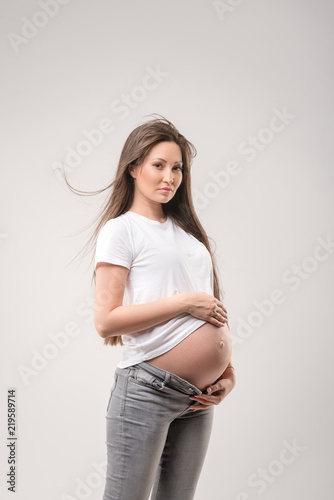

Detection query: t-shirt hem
xmin=116 ymin=319 xmax=207 ymax=369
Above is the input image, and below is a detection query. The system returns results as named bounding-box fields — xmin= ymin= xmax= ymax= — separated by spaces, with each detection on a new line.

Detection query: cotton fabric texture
xmin=94 ymin=211 xmax=214 ymax=368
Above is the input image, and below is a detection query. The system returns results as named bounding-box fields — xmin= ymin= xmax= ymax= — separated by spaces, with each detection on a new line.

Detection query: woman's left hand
xmin=189 ymin=366 xmax=236 ymax=411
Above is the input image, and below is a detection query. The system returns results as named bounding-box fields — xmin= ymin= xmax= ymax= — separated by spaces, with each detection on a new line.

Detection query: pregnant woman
xmin=93 ymin=115 xmax=236 ymax=500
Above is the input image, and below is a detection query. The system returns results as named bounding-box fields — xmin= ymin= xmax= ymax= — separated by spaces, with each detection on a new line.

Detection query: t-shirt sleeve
xmin=94 ymin=218 xmax=133 ymax=271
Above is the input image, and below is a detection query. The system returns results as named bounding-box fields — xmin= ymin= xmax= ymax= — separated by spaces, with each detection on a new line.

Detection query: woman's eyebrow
xmin=151 ymin=157 xmax=183 ymax=165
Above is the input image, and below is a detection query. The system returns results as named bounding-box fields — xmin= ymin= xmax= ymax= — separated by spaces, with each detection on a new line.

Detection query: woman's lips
xmin=159 ymin=188 xmax=172 ymax=193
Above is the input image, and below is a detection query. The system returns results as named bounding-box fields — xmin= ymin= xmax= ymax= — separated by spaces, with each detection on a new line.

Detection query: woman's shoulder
xmin=103 ymin=213 xmax=128 ymax=227
xmin=98 ymin=213 xmax=133 ymax=238
xmin=101 ymin=211 xmax=147 ymax=242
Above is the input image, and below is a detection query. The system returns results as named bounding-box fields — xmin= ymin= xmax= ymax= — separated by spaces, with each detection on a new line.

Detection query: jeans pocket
xmin=106 ymin=372 xmax=118 ymax=412
xmin=129 ymin=367 xmax=165 ymax=391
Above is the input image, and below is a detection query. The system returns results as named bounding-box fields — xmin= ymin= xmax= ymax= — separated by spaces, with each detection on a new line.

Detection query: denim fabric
xmin=102 ymin=361 xmax=214 ymax=500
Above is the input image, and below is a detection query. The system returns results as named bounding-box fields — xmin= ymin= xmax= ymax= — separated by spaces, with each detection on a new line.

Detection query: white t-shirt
xmin=94 ymin=211 xmax=214 ymax=368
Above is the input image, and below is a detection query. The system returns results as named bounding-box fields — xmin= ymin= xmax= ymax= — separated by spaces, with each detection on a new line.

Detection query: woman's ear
xmin=128 ymin=165 xmax=136 ymax=179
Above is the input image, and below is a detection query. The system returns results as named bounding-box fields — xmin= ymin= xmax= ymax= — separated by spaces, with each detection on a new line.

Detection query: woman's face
xmin=129 ymin=141 xmax=183 ymax=204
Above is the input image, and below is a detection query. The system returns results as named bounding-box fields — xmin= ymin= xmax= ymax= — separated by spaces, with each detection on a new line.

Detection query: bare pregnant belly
xmin=147 ymin=322 xmax=233 ymax=392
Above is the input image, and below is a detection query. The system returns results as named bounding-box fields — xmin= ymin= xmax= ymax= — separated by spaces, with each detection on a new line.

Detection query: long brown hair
xmin=61 ymin=114 xmax=224 ymax=346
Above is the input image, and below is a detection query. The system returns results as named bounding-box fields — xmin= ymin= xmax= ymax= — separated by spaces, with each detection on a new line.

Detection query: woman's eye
xmin=153 ymin=163 xmax=183 ymax=171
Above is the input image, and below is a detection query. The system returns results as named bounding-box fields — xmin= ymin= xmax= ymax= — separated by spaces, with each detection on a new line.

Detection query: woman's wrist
xmin=173 ymin=292 xmax=191 ymax=314
xmin=224 ymin=364 xmax=236 ymax=383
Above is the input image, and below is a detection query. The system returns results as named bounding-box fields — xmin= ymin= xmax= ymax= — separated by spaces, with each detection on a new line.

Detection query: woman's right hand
xmin=180 ymin=292 xmax=228 ymax=327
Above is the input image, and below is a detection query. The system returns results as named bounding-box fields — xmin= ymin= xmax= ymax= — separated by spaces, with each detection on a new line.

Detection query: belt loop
xmin=164 ymin=371 xmax=171 ymax=385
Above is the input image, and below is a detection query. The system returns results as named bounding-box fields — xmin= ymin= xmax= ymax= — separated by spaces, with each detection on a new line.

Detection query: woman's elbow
xmin=94 ymin=318 xmax=115 ymax=338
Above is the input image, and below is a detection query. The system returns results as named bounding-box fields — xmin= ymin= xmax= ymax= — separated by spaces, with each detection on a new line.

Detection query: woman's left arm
xmin=189 ymin=362 xmax=237 ymax=411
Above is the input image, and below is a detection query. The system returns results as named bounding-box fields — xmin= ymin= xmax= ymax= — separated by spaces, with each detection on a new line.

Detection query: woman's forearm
xmin=96 ymin=294 xmax=190 ymax=338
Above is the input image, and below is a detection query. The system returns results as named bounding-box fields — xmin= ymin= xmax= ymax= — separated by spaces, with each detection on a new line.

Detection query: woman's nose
xmin=163 ymin=168 xmax=173 ymax=183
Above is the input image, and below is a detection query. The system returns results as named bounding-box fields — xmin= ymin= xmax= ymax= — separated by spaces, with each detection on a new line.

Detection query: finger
xmin=211 ymin=305 xmax=228 ymax=323
xmin=190 ymin=397 xmax=224 ymax=409
xmin=217 ymin=307 xmax=228 ymax=321
xmin=189 ymin=400 xmax=213 ymax=410
xmin=206 ymin=385 xmax=217 ymax=395
xmin=209 ymin=318 xmax=225 ymax=327
xmin=190 ymin=394 xmax=221 ymax=404
xmin=209 ymin=312 xmax=226 ymax=327
xmin=190 ymin=405 xmax=211 ymax=411
xmin=206 ymin=382 xmax=225 ymax=394
xmin=217 ymin=301 xmax=228 ymax=315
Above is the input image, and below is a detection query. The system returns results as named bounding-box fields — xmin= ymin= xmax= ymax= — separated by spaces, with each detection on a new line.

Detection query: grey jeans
xmin=102 ymin=361 xmax=214 ymax=500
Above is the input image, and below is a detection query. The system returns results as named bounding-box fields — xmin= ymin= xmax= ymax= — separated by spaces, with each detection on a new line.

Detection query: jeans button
xmin=188 ymin=388 xmax=194 ymax=394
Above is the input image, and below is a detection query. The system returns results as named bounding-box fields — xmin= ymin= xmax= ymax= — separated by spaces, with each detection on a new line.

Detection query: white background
xmin=1 ymin=1 xmax=333 ymax=499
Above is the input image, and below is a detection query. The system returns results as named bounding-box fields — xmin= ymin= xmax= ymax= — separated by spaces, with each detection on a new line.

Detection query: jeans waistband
xmin=134 ymin=361 xmax=202 ymax=396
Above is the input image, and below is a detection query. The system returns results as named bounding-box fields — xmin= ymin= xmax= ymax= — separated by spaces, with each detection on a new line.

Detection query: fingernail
xmin=207 ymin=388 xmax=212 ymax=394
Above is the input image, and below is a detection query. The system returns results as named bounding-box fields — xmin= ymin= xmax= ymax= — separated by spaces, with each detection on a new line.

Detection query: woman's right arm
xmin=94 ymin=263 xmax=228 ymax=338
